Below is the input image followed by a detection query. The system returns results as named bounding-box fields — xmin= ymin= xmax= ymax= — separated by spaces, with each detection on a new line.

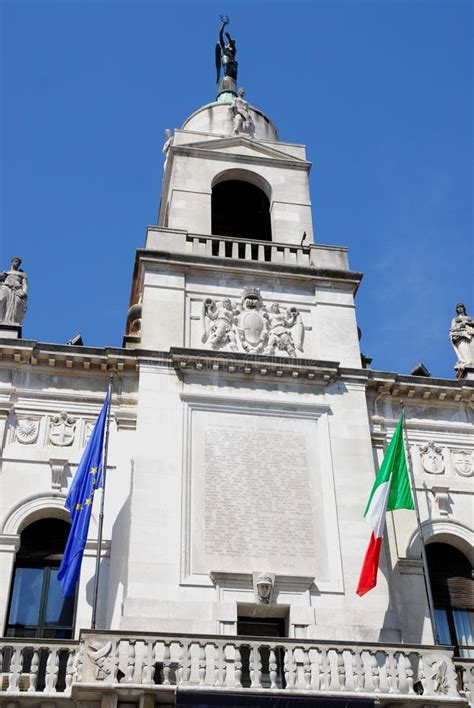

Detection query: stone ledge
xmin=170 ymin=347 xmax=340 ymax=383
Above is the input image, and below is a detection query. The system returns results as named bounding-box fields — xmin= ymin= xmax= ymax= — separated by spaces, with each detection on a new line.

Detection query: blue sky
xmin=1 ymin=0 xmax=472 ymax=378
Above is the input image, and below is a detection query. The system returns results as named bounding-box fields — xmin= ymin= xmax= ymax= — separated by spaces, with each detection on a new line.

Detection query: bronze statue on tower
xmin=215 ymin=16 xmax=238 ymax=99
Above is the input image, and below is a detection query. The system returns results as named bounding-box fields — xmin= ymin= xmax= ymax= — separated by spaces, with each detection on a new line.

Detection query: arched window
xmin=427 ymin=542 xmax=473 ymax=657
xmin=6 ymin=518 xmax=76 ymax=638
xmin=211 ymin=179 xmax=272 ymax=241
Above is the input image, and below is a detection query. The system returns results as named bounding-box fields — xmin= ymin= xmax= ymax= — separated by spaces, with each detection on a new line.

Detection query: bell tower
xmin=119 ymin=20 xmax=388 ymax=645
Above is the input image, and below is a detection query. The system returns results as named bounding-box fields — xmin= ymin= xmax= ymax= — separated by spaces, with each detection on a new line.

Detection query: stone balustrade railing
xmin=144 ymin=226 xmax=352 ymax=271
xmin=0 ymin=639 xmax=77 ymax=694
xmin=0 ymin=632 xmax=470 ymax=704
xmin=186 ymin=233 xmax=315 ymax=267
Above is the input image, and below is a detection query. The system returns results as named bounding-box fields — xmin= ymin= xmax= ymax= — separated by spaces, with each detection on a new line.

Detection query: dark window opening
xmin=237 ymin=616 xmax=286 ymax=689
xmin=6 ymin=518 xmax=77 ymax=639
xmin=212 ymin=180 xmax=271 ymax=241
xmin=427 ymin=543 xmax=473 ymax=657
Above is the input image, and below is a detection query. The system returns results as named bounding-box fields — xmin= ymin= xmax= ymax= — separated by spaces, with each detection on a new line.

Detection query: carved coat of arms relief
xmin=201 ymin=287 xmax=305 ymax=356
xmin=49 ymin=411 xmax=76 ymax=447
xmin=451 ymin=450 xmax=473 ymax=477
xmin=16 ymin=417 xmax=40 ymax=444
xmin=419 ymin=441 xmax=445 ymax=475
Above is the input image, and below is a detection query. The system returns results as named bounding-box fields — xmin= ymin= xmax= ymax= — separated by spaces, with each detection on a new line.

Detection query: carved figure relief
xmin=229 ymin=88 xmax=255 ymax=137
xmin=16 ymin=417 xmax=40 ymax=444
xmin=87 ymin=641 xmax=112 ymax=680
xmin=419 ymin=441 xmax=445 ymax=475
xmin=452 ymin=450 xmax=473 ymax=477
xmin=201 ymin=288 xmax=305 ymax=356
xmin=254 ymin=572 xmax=275 ymax=605
xmin=264 ymin=303 xmax=304 ymax=356
xmin=201 ymin=298 xmax=238 ymax=352
xmin=431 ymin=660 xmax=449 ymax=694
xmin=49 ymin=412 xmax=76 ymax=447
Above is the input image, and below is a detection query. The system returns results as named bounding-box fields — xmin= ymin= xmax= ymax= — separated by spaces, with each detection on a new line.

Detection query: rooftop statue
xmin=450 ymin=303 xmax=474 ymax=373
xmin=0 ymin=256 xmax=28 ymax=325
xmin=215 ymin=16 xmax=238 ymax=96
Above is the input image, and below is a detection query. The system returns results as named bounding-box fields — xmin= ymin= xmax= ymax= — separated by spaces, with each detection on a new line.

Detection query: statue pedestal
xmin=456 ymin=364 xmax=474 ymax=381
xmin=0 ymin=323 xmax=22 ymax=339
xmin=216 ymin=76 xmax=237 ymax=103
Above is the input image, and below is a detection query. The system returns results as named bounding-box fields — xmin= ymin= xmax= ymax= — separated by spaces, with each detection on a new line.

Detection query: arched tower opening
xmin=211 ymin=171 xmax=272 ymax=241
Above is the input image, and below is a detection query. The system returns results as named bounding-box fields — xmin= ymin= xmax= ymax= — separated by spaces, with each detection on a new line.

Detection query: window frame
xmin=6 ymin=559 xmax=78 ymax=639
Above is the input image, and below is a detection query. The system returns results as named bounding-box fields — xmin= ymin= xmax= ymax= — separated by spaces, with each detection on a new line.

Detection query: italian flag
xmin=356 ymin=415 xmax=414 ymax=596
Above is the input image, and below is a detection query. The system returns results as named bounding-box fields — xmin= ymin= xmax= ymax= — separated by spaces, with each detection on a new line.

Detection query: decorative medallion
xmin=49 ymin=411 xmax=76 ymax=447
xmin=201 ymin=287 xmax=305 ymax=356
xmin=16 ymin=417 xmax=39 ymax=445
xmin=452 ymin=450 xmax=473 ymax=477
xmin=419 ymin=441 xmax=445 ymax=475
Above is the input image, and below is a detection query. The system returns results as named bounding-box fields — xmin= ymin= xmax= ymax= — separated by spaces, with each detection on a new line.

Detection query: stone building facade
xmin=0 ymin=42 xmax=473 ymax=708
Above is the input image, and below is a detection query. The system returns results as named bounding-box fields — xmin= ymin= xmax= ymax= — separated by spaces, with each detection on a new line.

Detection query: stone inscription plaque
xmin=190 ymin=410 xmax=325 ymax=577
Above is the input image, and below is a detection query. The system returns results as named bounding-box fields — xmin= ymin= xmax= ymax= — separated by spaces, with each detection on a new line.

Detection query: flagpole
xmin=400 ymin=402 xmax=439 ymax=644
xmin=91 ymin=372 xmax=114 ymax=630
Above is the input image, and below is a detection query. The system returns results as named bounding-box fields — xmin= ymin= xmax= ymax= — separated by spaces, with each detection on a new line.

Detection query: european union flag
xmin=58 ymin=392 xmax=110 ymax=597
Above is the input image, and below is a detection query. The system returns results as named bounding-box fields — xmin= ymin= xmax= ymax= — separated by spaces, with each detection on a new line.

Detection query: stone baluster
xmin=387 ymin=650 xmax=399 ymax=693
xmin=205 ymin=239 xmax=213 ymax=256
xmin=214 ymin=643 xmax=222 ymax=687
xmin=125 ymin=640 xmax=136 ymax=683
xmin=7 ymin=645 xmax=22 ymax=692
xmin=417 ymin=654 xmax=427 ymax=695
xmin=28 ymin=648 xmax=40 ymax=692
xmin=303 ymin=648 xmax=312 ymax=689
xmin=327 ymin=649 xmax=338 ymax=690
xmin=75 ymin=641 xmax=84 ymax=683
xmin=45 ymin=648 xmax=59 ymax=692
xmin=352 ymin=648 xmax=365 ymax=692
xmin=162 ymin=642 xmax=171 ymax=685
xmin=245 ymin=243 xmax=252 ymax=260
xmin=198 ymin=643 xmax=206 ymax=685
xmin=365 ymin=650 xmax=380 ymax=693
xmin=269 ymin=647 xmax=278 ymax=689
xmin=232 ymin=241 xmax=239 ymax=258
xmin=337 ymin=649 xmax=346 ymax=690
xmin=404 ymin=653 xmax=415 ymax=694
xmin=378 ymin=651 xmax=390 ymax=693
xmin=258 ymin=244 xmax=264 ymax=261
xmin=318 ymin=647 xmax=329 ymax=690
xmin=141 ymin=640 xmax=152 ymax=684
xmin=179 ymin=641 xmax=190 ymax=685
xmin=284 ymin=646 xmax=296 ymax=689
xmin=234 ymin=645 xmax=242 ymax=688
xmin=218 ymin=240 xmax=225 ymax=258
xmin=249 ymin=645 xmax=262 ymax=688
xmin=152 ymin=640 xmax=161 ymax=684
xmin=65 ymin=649 xmax=75 ymax=692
